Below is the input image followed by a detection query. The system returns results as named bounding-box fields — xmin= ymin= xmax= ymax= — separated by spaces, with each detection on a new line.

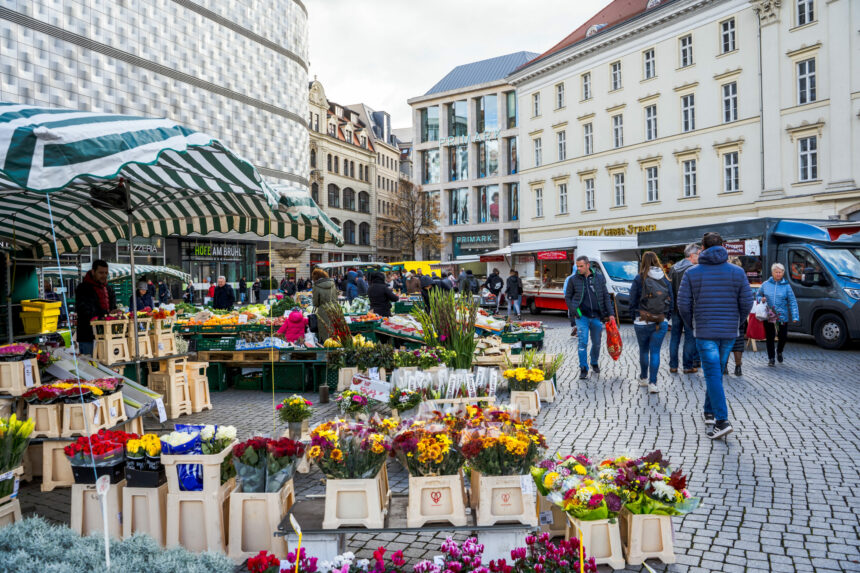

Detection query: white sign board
xmin=350 ymin=375 xmax=391 ymax=403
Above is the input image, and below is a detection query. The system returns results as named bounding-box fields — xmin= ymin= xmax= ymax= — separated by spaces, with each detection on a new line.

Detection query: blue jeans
xmin=79 ymin=341 xmax=94 ymax=356
xmin=634 ymin=321 xmax=669 ymax=384
xmin=507 ymin=296 xmax=521 ymax=317
xmin=668 ymin=314 xmax=699 ymax=369
xmin=696 ymin=338 xmax=734 ymax=421
xmin=576 ymin=316 xmax=604 ymax=370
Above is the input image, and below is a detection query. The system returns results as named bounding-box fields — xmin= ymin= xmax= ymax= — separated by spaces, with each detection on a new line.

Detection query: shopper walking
xmin=483 ymin=268 xmax=504 ymax=311
xmin=356 ymin=271 xmax=369 ymax=297
xmin=629 ymin=251 xmax=673 ymax=393
xmin=503 ymin=270 xmax=523 ymax=320
xmin=252 ymin=277 xmax=262 ymax=303
xmin=238 ymin=277 xmax=247 ymax=304
xmin=757 ymin=262 xmax=799 ymax=366
xmin=345 ymin=270 xmax=359 ymax=302
xmin=678 ymin=232 xmax=753 ymax=440
xmin=668 ymin=243 xmax=701 ymax=373
xmin=405 ymin=272 xmax=421 ymax=295
xmin=726 ymin=258 xmax=749 ymax=376
xmin=312 ymin=268 xmax=338 ymax=342
xmin=562 ymin=271 xmax=577 ymax=337
xmin=564 ymin=256 xmax=614 ymax=380
xmin=212 ymin=276 xmax=235 ymax=310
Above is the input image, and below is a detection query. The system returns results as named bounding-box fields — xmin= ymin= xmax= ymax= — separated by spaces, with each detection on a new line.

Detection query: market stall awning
xmin=0 ymin=103 xmax=342 ymax=257
xmin=42 ymin=263 xmax=191 ymax=283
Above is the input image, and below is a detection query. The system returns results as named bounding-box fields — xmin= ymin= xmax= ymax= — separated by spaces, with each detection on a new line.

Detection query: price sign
xmin=368 ymin=367 xmax=380 ymax=380
xmin=238 ymin=314 xmax=248 ymax=324
xmin=540 ymin=510 xmax=554 ymax=525
xmin=520 ymin=475 xmax=535 ymax=495
xmin=155 ymin=398 xmax=168 ymax=423
xmin=445 ymin=377 xmax=457 ymax=399
xmin=93 ymin=402 xmax=101 ymax=425
xmin=350 ymin=375 xmax=391 ymax=403
xmin=488 ymin=370 xmax=498 ymax=396
xmin=466 ymin=376 xmax=477 ymax=398
xmin=23 ymin=361 xmax=34 ymax=387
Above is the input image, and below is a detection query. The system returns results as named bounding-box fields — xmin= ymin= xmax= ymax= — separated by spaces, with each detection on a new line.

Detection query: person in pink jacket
xmin=278 ymin=308 xmax=307 ymax=343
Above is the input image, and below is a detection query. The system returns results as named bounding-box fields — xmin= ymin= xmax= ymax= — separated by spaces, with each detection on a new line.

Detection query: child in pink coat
xmin=278 ymin=308 xmax=308 ymax=343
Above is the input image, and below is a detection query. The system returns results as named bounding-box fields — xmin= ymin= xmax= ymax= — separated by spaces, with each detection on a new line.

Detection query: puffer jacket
xmin=367 ymin=272 xmax=399 ymax=317
xmin=345 ymin=271 xmax=359 ymax=301
xmin=312 ymin=277 xmax=339 ymax=341
xmin=564 ymin=270 xmax=613 ymax=320
xmin=677 ymin=246 xmax=753 ymax=339
xmin=757 ymin=277 xmax=799 ymax=323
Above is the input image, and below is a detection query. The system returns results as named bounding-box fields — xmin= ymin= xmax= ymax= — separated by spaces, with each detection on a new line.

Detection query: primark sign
xmin=438 ymin=130 xmax=501 ymax=147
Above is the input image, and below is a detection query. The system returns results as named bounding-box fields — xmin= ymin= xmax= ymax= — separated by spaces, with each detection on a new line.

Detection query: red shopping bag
xmin=605 ymin=317 xmax=623 ymax=361
xmin=746 ymin=312 xmax=766 ymax=340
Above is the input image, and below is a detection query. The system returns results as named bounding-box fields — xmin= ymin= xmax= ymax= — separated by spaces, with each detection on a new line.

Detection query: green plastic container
xmin=196 ymin=336 xmax=237 ymax=351
xmin=261 ymin=364 xmax=306 ymax=392
xmin=232 ymin=370 xmax=263 ymax=391
xmin=207 ymin=363 xmax=228 ymax=392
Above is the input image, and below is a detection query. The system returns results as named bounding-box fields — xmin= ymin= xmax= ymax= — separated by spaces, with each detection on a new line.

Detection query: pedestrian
xmin=725 ymin=257 xmax=749 ymax=376
xmin=668 ymin=243 xmax=701 ymax=373
xmin=356 ymin=271 xmax=369 ymax=297
xmin=206 ymin=279 xmax=215 ymax=304
xmin=564 ymin=256 xmax=614 ymax=380
xmin=279 ymin=276 xmax=289 ymax=293
xmin=212 ymin=275 xmax=235 ymax=310
xmin=466 ymin=270 xmax=479 ymax=295
xmin=503 ymin=269 xmax=524 ymax=320
xmin=562 ymin=271 xmax=577 ymax=337
xmin=252 ymin=277 xmax=261 ymax=303
xmin=312 ymin=268 xmax=338 ymax=342
xmin=74 ymin=260 xmax=118 ymax=356
xmin=286 ymin=278 xmax=297 ymax=297
xmin=130 ymin=280 xmax=155 ymax=311
xmin=238 ymin=277 xmax=247 ymax=303
xmin=345 ymin=270 xmax=359 ymax=301
xmin=158 ymin=280 xmax=169 ymax=305
xmin=483 ymin=268 xmax=504 ymax=312
xmin=185 ymin=282 xmax=194 ymax=303
xmin=629 ymin=251 xmax=673 ymax=393
xmin=419 ymin=273 xmax=434 ymax=309
xmin=757 ymin=262 xmax=799 ymax=367
xmin=146 ymin=279 xmax=156 ymax=299
xmin=368 ymin=271 xmax=399 ymax=317
xmin=678 ymin=232 xmax=753 ymax=440
xmin=445 ymin=272 xmax=457 ymax=291
xmin=405 ymin=272 xmax=421 ymax=294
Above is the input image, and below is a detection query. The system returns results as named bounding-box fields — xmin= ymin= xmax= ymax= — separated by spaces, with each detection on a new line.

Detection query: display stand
xmin=567 ymin=515 xmax=625 ymax=570
xmin=322 ymin=466 xmax=390 ymax=530
xmin=123 ymin=483 xmax=168 ymax=545
xmin=620 ymin=507 xmax=676 ymax=565
xmin=61 ymin=400 xmax=109 ymax=437
xmin=70 ymin=480 xmax=125 ymax=538
xmin=474 ymin=473 xmax=538 ymax=527
xmin=0 ymin=498 xmax=22 ymax=527
xmin=128 ymin=316 xmax=153 ymax=359
xmin=28 ymin=403 xmax=61 ymax=438
xmin=185 ymin=362 xmax=212 ymax=413
xmin=406 ymin=472 xmax=468 ymax=528
xmin=151 ymin=317 xmax=177 ymax=357
xmin=91 ymin=319 xmax=130 ymax=365
xmin=0 ymin=358 xmax=41 ymax=396
xmin=509 ymin=390 xmax=541 ymax=417
xmin=537 ymin=493 xmax=568 ymax=538
xmin=536 ymin=377 xmax=557 ymax=403
xmin=227 ymin=479 xmax=295 ymax=562
xmin=148 ymin=358 xmax=191 ymax=419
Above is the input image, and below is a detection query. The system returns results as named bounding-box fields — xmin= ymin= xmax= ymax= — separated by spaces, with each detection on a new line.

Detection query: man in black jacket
xmin=212 ymin=276 xmax=235 ymax=310
xmin=668 ymin=243 xmax=701 ymax=373
xmin=367 ymin=272 xmax=399 ymax=317
xmin=564 ymin=256 xmax=614 ymax=379
xmin=75 ymin=260 xmax=117 ymax=356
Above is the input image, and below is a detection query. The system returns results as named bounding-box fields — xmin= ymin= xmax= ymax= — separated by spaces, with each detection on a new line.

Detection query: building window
xmin=358 ymin=164 xmax=363 ymax=180
xmin=681 ymin=94 xmax=695 ymax=132
xmin=422 ymin=149 xmax=440 ymax=184
xmin=358 ymin=191 xmax=370 ymax=213
xmin=683 ymin=159 xmax=697 ymax=197
xmin=420 ymin=106 xmax=439 ymax=142
xmin=582 ymin=72 xmax=592 ymax=100
xmin=584 ymin=178 xmax=595 ymax=211
xmin=798 ymin=136 xmax=818 ymax=181
xmin=797 ymin=58 xmax=816 ymax=104
xmin=311 ymin=182 xmax=319 ymax=204
xmin=679 ymin=35 xmax=694 ymax=67
xmin=447 ymin=101 xmax=468 ymax=138
xmin=532 ymin=92 xmax=541 ymax=117
xmin=643 ymin=49 xmax=656 ymax=79
xmin=343 ymin=188 xmax=356 ymax=211
xmin=477 ymin=140 xmax=499 ymax=178
xmin=558 ymin=183 xmax=568 ymax=214
xmin=478 ymin=185 xmax=500 ymax=223
xmin=327 ymin=183 xmax=339 ymax=208
xmin=645 ymin=105 xmax=657 ymax=141
xmin=359 ymin=222 xmax=370 ymax=245
xmin=535 ymin=187 xmax=543 ymax=217
xmin=583 ymin=123 xmax=593 ymax=155
xmin=722 ymin=82 xmax=738 ymax=123
xmin=333 ymin=156 xmax=339 ymax=174
xmin=310 ymin=149 xmax=316 ymax=168
xmin=327 ymin=154 xmax=332 ymax=171
xmin=645 ymin=166 xmax=659 ymax=202
xmin=610 ymin=61 xmax=622 ymax=90
xmin=555 ymin=83 xmax=565 ymax=109
xmin=449 ymin=188 xmax=469 ymax=225
xmin=721 ymin=18 xmax=736 ymax=53
xmin=612 ymin=115 xmax=623 ymax=148
xmin=797 ymin=0 xmax=814 ymax=26
xmin=723 ymin=152 xmax=739 ymax=192
xmin=613 ymin=173 xmax=625 ymax=206
xmin=534 ymin=138 xmax=542 ymax=167
xmin=507 ymin=183 xmax=519 ymax=221
xmin=506 ymin=91 xmax=518 ymax=128
xmin=449 ymin=145 xmax=468 ymax=182
xmin=350 ymin=161 xmax=355 ymax=178
xmin=557 ymin=130 xmax=566 ymax=161
xmin=343 ymin=220 xmax=356 ymax=244
xmin=476 ymin=94 xmax=498 ymax=133
xmin=314 ymin=114 xmax=319 ymax=131
xmin=507 ymin=137 xmax=518 ymax=175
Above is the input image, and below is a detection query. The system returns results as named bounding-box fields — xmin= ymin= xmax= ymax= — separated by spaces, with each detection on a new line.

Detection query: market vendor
xmin=212 ymin=275 xmax=235 ymax=310
xmin=368 ymin=271 xmax=398 ymax=317
xmin=129 ymin=281 xmax=155 ymax=311
xmin=74 ymin=259 xmax=118 ymax=356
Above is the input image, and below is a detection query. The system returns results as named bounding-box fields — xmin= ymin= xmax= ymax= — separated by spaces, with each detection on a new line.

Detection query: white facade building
xmin=507 ymin=0 xmax=860 ymax=248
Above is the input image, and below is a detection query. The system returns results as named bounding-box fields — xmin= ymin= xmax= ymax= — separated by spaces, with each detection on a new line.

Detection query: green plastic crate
xmin=232 ymin=370 xmax=263 ymax=390
xmin=207 ymin=363 xmax=228 ymax=392
xmin=348 ymin=321 xmax=378 ymax=334
xmin=500 ymin=332 xmax=519 ymax=344
xmin=199 ymin=324 xmax=239 ymax=335
xmin=174 ymin=324 xmax=197 ymax=334
xmin=261 ymin=364 xmax=306 ymax=392
xmin=325 ymin=367 xmax=339 ymax=392
xmin=196 ymin=337 xmax=237 ymax=351
xmin=393 ymin=301 xmax=415 ymax=314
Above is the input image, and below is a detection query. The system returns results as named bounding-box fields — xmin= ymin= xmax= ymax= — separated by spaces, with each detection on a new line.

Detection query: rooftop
xmin=424 ymin=51 xmax=539 ymax=96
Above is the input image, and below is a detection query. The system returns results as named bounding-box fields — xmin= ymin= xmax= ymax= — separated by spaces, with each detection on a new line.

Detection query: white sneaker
xmin=648 ymin=384 xmax=659 ymax=393
xmin=638 ymin=378 xmax=649 ymax=387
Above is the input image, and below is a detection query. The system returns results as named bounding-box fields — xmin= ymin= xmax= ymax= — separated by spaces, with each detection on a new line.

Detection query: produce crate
xmin=21 ymin=299 xmax=63 ymax=313
xmin=393 ymin=301 xmax=415 ymax=314
xmin=325 ymin=367 xmax=339 ymax=393
xmin=20 ymin=311 xmax=59 ymax=334
xmin=261 ymin=364 xmax=306 ymax=392
xmin=232 ymin=370 xmax=263 ymax=390
xmin=195 ymin=337 xmax=236 ymax=351
xmin=173 ymin=324 xmax=197 ymax=334
xmin=348 ymin=321 xmax=379 ymax=334
xmin=500 ymin=332 xmax=519 ymax=344
xmin=198 ymin=324 xmax=239 ymax=335
xmin=206 ymin=363 xmax=228 ymax=392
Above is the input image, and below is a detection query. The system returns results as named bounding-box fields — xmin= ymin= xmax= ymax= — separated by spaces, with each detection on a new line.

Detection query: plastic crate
xmin=207 ymin=363 xmax=228 ymax=392
xmin=199 ymin=324 xmax=239 ymax=334
xmin=233 ymin=370 xmax=263 ymax=390
xmin=174 ymin=324 xmax=198 ymax=334
xmin=195 ymin=337 xmax=237 ymax=351
xmin=500 ymin=332 xmax=519 ymax=344
xmin=20 ymin=311 xmax=59 ymax=334
xmin=393 ymin=301 xmax=415 ymax=314
xmin=348 ymin=321 xmax=379 ymax=334
xmin=521 ymin=331 xmax=544 ymax=342
xmin=261 ymin=364 xmax=306 ymax=392
xmin=21 ymin=299 xmax=63 ymax=313
xmin=325 ymin=367 xmax=339 ymax=392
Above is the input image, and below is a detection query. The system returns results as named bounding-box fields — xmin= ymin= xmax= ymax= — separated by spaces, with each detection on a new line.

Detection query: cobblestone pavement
xmin=19 ymin=315 xmax=860 ymax=572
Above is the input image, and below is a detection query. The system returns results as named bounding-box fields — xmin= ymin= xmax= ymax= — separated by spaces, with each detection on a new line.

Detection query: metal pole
xmin=125 ymin=182 xmax=142 ymax=384
xmin=5 ymin=253 xmax=12 ymax=343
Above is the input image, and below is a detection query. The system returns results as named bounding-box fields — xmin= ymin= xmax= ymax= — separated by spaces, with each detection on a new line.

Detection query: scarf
xmin=83 ymin=271 xmax=110 ymax=313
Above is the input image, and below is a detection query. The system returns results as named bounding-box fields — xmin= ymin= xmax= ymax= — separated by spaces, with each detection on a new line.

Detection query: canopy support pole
xmin=124 ymin=181 xmax=142 ymax=385
xmin=5 ymin=253 xmax=12 ymax=343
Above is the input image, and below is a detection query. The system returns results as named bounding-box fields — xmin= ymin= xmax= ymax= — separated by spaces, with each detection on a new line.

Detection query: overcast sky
xmin=306 ymin=0 xmax=606 ymax=129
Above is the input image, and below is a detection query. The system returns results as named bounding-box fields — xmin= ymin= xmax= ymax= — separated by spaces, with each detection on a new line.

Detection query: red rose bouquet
xmin=63 ymin=428 xmax=138 ymax=467
xmin=266 ymin=437 xmax=305 ymax=492
xmin=231 ymin=437 xmax=269 ymax=493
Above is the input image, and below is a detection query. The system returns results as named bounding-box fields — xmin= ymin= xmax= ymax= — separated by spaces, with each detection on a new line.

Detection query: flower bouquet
xmin=307 ymin=419 xmax=390 ymax=479
xmin=160 ymin=429 xmax=201 ymax=491
xmin=64 ymin=428 xmax=137 ymax=483
xmin=126 ymin=434 xmax=162 ymax=471
xmin=502 ymin=367 xmax=545 ymax=392
xmin=0 ymin=414 xmax=35 ymax=497
xmin=0 ymin=343 xmax=35 ymax=362
xmin=389 ymin=387 xmax=422 ymax=414
xmin=246 ymin=550 xmax=282 ymax=573
xmin=503 ymin=532 xmax=598 ymax=573
xmin=277 ymin=395 xmax=314 ymax=423
xmin=604 ymin=450 xmax=700 ymax=516
xmin=22 ymin=385 xmax=64 ymax=404
xmin=392 ymin=422 xmax=463 ymax=477
xmin=201 ymin=424 xmax=238 ymax=485
xmin=531 ymin=454 xmax=593 ymax=496
xmin=460 ymin=409 xmax=547 ymax=476
xmin=336 ymin=390 xmax=373 ymax=418
xmin=232 ymin=437 xmax=269 ymax=493
xmin=265 ymin=437 xmax=305 ymax=492
xmin=394 ymin=347 xmax=456 ymax=369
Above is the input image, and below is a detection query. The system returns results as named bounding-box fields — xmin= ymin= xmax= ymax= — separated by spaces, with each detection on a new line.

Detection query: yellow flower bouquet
xmin=502 ymin=367 xmax=546 ymax=392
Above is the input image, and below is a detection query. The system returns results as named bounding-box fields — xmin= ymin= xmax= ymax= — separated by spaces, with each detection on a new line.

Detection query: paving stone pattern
xmin=18 ymin=316 xmax=860 ymax=572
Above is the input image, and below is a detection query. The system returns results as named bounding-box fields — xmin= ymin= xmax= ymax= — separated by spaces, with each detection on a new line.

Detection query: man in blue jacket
xmin=565 ymin=256 xmax=614 ymax=380
xmin=345 ymin=270 xmax=359 ymax=301
xmin=678 ymin=232 xmax=753 ymax=440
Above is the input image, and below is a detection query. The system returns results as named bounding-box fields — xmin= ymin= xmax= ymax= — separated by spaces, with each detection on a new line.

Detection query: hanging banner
xmin=537 ymin=251 xmax=568 ymax=261
xmin=480 ymin=255 xmax=505 ymax=262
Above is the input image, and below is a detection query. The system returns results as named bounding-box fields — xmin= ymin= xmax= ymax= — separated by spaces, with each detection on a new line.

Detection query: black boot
xmin=734 ymin=364 xmax=742 ymax=376
xmin=777 ymin=353 xmax=783 ymax=363
xmin=768 ymin=359 xmax=775 ymax=367
xmin=579 ymin=367 xmax=588 ymax=380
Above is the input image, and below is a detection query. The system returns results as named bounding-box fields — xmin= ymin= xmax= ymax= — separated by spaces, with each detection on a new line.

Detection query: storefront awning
xmin=509 ymin=237 xmax=580 ymax=254
xmin=42 ymin=263 xmax=191 ymax=283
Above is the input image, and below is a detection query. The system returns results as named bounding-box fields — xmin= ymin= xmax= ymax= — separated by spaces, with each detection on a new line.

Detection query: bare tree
xmin=392 ymin=178 xmax=442 ymax=260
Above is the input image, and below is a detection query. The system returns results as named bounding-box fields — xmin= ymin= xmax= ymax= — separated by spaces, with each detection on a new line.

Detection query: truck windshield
xmin=602 ymin=261 xmax=638 ymax=282
xmin=814 ymin=247 xmax=860 ymax=281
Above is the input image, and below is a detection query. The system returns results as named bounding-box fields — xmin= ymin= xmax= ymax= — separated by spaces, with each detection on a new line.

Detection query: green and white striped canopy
xmin=0 ymin=103 xmax=342 ymax=256
xmin=42 ymin=263 xmax=191 ymax=283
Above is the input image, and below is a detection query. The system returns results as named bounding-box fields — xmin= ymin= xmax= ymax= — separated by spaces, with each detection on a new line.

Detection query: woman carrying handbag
xmin=757 ymin=263 xmax=800 ymax=366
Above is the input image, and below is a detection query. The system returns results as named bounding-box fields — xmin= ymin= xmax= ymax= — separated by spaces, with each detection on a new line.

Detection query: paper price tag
xmin=520 ymin=475 xmax=535 ymax=495
xmin=445 ymin=378 xmax=457 ymax=399
xmin=12 ymin=477 xmax=19 ymax=499
xmin=23 ymin=361 xmax=34 ymax=387
xmin=238 ymin=314 xmax=248 ymax=324
xmin=466 ymin=377 xmax=477 ymax=398
xmin=369 ymin=367 xmax=380 ymax=380
xmin=110 ymin=406 xmax=117 ymax=418
xmin=540 ymin=510 xmax=554 ymax=525
xmin=289 ymin=513 xmax=302 ymax=536
xmin=488 ymin=370 xmax=498 ymax=396
xmin=158 ymin=343 xmax=165 ymax=351
xmin=96 ymin=475 xmax=111 ymax=496
xmin=93 ymin=403 xmax=101 ymax=425
xmin=155 ymin=398 xmax=167 ymax=423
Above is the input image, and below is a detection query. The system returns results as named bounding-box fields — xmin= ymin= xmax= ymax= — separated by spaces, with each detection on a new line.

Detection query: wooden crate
xmin=474 ymin=473 xmax=538 ymax=527
xmin=128 ymin=317 xmax=154 ymax=360
xmin=70 ymin=480 xmax=125 ymax=538
xmin=0 ymin=359 xmax=41 ymax=396
xmin=406 ymin=472 xmax=468 ymax=528
xmin=336 ymin=367 xmax=357 ymax=391
xmin=104 ymin=391 xmax=127 ymax=427
xmin=151 ymin=333 xmax=177 ymax=357
xmin=26 ymin=443 xmax=43 ymax=478
xmin=61 ymin=400 xmax=109 ymax=437
xmin=124 ymin=416 xmax=144 ymax=435
xmin=187 ymin=374 xmax=212 ymax=413
xmin=620 ymin=507 xmax=675 ymax=565
xmin=0 ymin=465 xmax=23 ymax=507
xmin=185 ymin=361 xmax=209 ymax=377
xmin=567 ymin=515 xmax=625 ymax=570
xmin=509 ymin=390 xmax=541 ymax=417
xmin=28 ymin=403 xmax=61 ymax=438
xmin=227 ymin=479 xmax=295 ymax=562
xmin=92 ymin=319 xmax=131 ymax=365
xmin=322 ymin=466 xmax=390 ymax=530
xmin=537 ymin=492 xmax=568 ymax=538
xmin=148 ymin=373 xmax=192 ymax=420
xmin=123 ymin=483 xmax=168 ymax=545
xmin=41 ymin=440 xmax=74 ymax=491
xmin=537 ymin=378 xmax=556 ymax=403
xmin=0 ymin=499 xmax=22 ymax=528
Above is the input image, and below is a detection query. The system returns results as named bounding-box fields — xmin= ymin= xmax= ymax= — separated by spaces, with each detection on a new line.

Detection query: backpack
xmin=639 ymin=276 xmax=671 ymax=323
xmin=469 ymin=276 xmax=479 ymax=294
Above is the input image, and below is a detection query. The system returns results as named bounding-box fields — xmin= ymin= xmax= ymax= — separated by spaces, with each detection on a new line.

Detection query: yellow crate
xmin=20 ymin=311 xmax=59 ymax=334
xmin=21 ymin=299 xmax=62 ymax=313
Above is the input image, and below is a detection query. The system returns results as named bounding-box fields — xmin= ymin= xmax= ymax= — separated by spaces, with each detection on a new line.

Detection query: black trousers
xmin=763 ymin=321 xmax=788 ymax=359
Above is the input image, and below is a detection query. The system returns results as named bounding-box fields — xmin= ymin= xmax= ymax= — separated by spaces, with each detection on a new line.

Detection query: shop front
xmin=178 ymin=239 xmax=256 ymax=289
xmin=451 ymin=231 xmax=498 ymax=277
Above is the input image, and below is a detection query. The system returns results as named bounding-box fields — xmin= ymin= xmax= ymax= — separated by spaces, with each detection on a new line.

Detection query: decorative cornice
xmin=606 ymin=103 xmax=627 ymax=113
xmin=786 ymin=42 xmax=822 ymax=60
xmin=750 ymin=0 xmax=781 ymax=25
xmin=552 ymin=121 xmax=569 ymax=130
xmin=638 ymin=92 xmax=661 ymax=104
xmin=713 ymin=68 xmax=742 ymax=81
xmin=673 ymin=81 xmax=700 ymax=93
xmin=577 ymin=112 xmax=596 ymax=122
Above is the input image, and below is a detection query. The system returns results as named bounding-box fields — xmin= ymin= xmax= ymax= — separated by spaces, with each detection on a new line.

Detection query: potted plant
xmin=276 ymin=395 xmax=314 ymax=440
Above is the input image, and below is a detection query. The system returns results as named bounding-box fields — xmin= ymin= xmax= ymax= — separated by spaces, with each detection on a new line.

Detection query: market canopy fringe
xmin=0 ymin=103 xmax=343 ymax=257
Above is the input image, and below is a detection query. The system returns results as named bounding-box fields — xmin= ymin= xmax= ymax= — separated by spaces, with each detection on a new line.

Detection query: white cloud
xmin=306 ymin=0 xmax=604 ymax=128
